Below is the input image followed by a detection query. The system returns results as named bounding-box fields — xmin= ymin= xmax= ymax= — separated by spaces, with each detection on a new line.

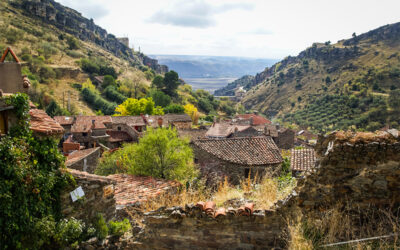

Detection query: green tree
xmin=151 ymin=75 xmax=164 ymax=89
xmin=164 ymin=104 xmax=185 ymax=114
xmin=388 ymin=89 xmax=400 ymax=109
xmin=46 ymin=100 xmax=64 ymax=117
xmin=147 ymin=89 xmax=171 ymax=107
xmin=66 ymin=36 xmax=79 ymax=50
xmin=163 ymin=71 xmax=180 ymax=96
xmin=102 ymin=75 xmax=116 ymax=89
xmin=129 ymin=127 xmax=197 ymax=183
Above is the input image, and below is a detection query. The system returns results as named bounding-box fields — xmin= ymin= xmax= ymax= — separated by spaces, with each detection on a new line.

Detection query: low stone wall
xmin=60 ymin=169 xmax=116 ymax=223
xmin=136 ymin=202 xmax=289 ymax=249
xmin=297 ymin=131 xmax=400 ymax=210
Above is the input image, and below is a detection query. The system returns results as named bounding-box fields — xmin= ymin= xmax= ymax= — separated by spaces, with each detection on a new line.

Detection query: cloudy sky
xmin=58 ymin=0 xmax=400 ymax=59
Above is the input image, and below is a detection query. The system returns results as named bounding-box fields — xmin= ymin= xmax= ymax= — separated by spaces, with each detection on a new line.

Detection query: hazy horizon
xmin=57 ymin=0 xmax=400 ymax=58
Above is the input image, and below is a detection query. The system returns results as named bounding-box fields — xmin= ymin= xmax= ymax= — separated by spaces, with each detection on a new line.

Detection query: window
xmin=244 ymin=168 xmax=250 ymax=178
xmin=82 ymin=132 xmax=88 ymax=137
xmin=118 ymin=126 xmax=121 ymax=131
xmin=194 ymin=158 xmax=199 ymax=164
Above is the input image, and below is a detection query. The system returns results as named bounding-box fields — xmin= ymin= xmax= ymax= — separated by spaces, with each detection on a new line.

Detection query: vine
xmin=0 ymin=93 xmax=72 ymax=249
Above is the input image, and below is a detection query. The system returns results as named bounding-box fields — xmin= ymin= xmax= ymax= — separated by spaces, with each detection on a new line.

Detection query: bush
xmin=164 ymin=104 xmax=185 ymax=114
xmin=94 ymin=214 xmax=109 ymax=240
xmin=108 ymin=219 xmax=131 ymax=237
xmin=5 ymin=28 xmax=23 ymax=44
xmin=104 ymin=86 xmax=127 ymax=104
xmin=81 ymin=88 xmax=117 ymax=115
xmin=66 ymin=36 xmax=79 ymax=50
xmin=147 ymin=89 xmax=171 ymax=107
xmin=66 ymin=50 xmax=82 ymax=58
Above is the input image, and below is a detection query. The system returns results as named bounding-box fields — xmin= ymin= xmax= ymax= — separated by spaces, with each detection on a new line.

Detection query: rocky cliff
xmin=10 ymin=0 xmax=167 ymax=73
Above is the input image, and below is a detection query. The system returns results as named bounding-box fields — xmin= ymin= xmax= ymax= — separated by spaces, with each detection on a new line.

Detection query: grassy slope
xmin=242 ymin=23 xmax=400 ymax=131
xmin=0 ymin=1 xmax=150 ymax=115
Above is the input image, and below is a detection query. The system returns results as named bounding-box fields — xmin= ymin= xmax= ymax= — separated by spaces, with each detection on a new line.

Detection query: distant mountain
xmin=214 ymin=75 xmax=255 ymax=96
xmin=150 ymin=55 xmax=278 ymax=78
xmin=241 ymin=22 xmax=400 ymax=132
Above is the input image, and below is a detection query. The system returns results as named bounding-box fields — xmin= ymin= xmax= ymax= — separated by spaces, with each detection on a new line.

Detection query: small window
xmin=118 ymin=126 xmax=121 ymax=131
xmin=194 ymin=158 xmax=199 ymax=164
xmin=0 ymin=112 xmax=7 ymax=135
xmin=82 ymin=132 xmax=88 ymax=137
xmin=244 ymin=168 xmax=250 ymax=178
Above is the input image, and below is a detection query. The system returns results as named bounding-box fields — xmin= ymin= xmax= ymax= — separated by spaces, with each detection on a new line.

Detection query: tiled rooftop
xmin=111 ymin=116 xmax=146 ymax=126
xmin=236 ymin=114 xmax=271 ymax=126
xmin=106 ymin=130 xmax=133 ymax=142
xmin=193 ymin=137 xmax=283 ymax=165
xmin=107 ymin=174 xmax=181 ymax=207
xmin=54 ymin=116 xmax=75 ymax=125
xmin=29 ymin=109 xmax=64 ymax=135
xmin=65 ymin=147 xmax=101 ymax=166
xmin=290 ymin=148 xmax=316 ymax=172
xmin=71 ymin=116 xmax=112 ymax=133
xmin=164 ymin=113 xmax=192 ymax=122
xmin=206 ymin=123 xmax=251 ymax=138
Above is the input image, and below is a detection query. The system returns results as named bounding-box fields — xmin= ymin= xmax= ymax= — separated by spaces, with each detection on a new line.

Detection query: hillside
xmin=240 ymin=22 xmax=400 ymax=132
xmin=0 ymin=0 xmax=167 ymax=115
xmin=214 ymin=75 xmax=255 ymax=96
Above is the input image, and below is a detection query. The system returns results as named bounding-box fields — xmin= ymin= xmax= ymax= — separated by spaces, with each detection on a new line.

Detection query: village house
xmin=205 ymin=123 xmax=260 ymax=139
xmin=295 ymin=129 xmax=318 ymax=147
xmin=235 ymin=113 xmax=271 ymax=126
xmin=70 ymin=116 xmax=112 ymax=148
xmin=146 ymin=114 xmax=192 ymax=129
xmin=192 ymin=137 xmax=283 ymax=184
xmin=65 ymin=147 xmax=102 ymax=174
xmin=290 ymin=148 xmax=317 ymax=176
xmin=264 ymin=124 xmax=295 ymax=149
xmin=54 ymin=116 xmax=75 ymax=134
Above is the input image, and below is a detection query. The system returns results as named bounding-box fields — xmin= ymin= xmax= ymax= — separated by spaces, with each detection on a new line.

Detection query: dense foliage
xmin=114 ymin=97 xmax=164 ymax=116
xmin=81 ymin=87 xmax=117 ymax=115
xmin=0 ymin=94 xmax=71 ymax=249
xmin=104 ymin=86 xmax=127 ymax=104
xmin=96 ymin=128 xmax=198 ymax=183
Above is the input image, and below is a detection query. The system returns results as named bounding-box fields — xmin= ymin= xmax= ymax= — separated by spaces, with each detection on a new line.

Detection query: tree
xmin=66 ymin=36 xmax=79 ymax=50
xmin=388 ymin=89 xmax=400 ymax=109
xmin=164 ymin=104 xmax=185 ymax=114
xmin=163 ymin=71 xmax=180 ymax=96
xmin=46 ymin=100 xmax=64 ymax=117
xmin=114 ymin=97 xmax=164 ymax=116
xmin=129 ymin=127 xmax=198 ymax=183
xmin=352 ymin=32 xmax=357 ymax=38
xmin=102 ymin=75 xmax=116 ymax=89
xmin=147 ymin=89 xmax=171 ymax=107
xmin=152 ymin=75 xmax=164 ymax=89
xmin=184 ymin=103 xmax=199 ymax=125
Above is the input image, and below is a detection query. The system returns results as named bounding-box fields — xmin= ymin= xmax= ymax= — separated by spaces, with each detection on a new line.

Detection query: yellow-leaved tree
xmin=114 ymin=97 xmax=164 ymax=116
xmin=184 ymin=103 xmax=199 ymax=125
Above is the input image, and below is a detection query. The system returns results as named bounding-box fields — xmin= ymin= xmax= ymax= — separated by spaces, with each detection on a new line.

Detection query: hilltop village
xmin=2 ymin=45 xmax=400 ymax=249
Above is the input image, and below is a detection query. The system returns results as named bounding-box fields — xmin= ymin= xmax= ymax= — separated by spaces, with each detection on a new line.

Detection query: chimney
xmin=157 ymin=117 xmax=163 ymax=127
xmin=91 ymin=119 xmax=95 ymax=129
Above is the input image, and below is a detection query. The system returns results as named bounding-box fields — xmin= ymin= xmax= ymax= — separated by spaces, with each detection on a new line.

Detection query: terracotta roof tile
xmin=290 ymin=148 xmax=316 ymax=172
xmin=193 ymin=137 xmax=283 ymax=165
xmin=54 ymin=116 xmax=75 ymax=125
xmin=236 ymin=114 xmax=271 ymax=126
xmin=29 ymin=109 xmax=64 ymax=135
xmin=111 ymin=116 xmax=146 ymax=126
xmin=71 ymin=116 xmax=112 ymax=133
xmin=206 ymin=123 xmax=251 ymax=138
xmin=65 ymin=147 xmax=101 ymax=166
xmin=106 ymin=130 xmax=133 ymax=142
xmin=163 ymin=114 xmax=192 ymax=122
xmin=107 ymin=174 xmax=181 ymax=207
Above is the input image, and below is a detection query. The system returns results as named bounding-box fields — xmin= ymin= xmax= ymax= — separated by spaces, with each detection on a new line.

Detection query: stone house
xmin=147 ymin=114 xmax=192 ymax=129
xmin=65 ymin=147 xmax=101 ymax=174
xmin=54 ymin=116 xmax=75 ymax=134
xmin=290 ymin=148 xmax=316 ymax=176
xmin=264 ymin=124 xmax=295 ymax=149
xmin=192 ymin=137 xmax=283 ymax=184
xmin=70 ymin=116 xmax=112 ymax=148
xmin=205 ymin=123 xmax=260 ymax=139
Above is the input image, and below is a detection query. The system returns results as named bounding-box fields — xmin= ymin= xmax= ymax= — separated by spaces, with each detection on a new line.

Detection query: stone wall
xmin=275 ymin=129 xmax=295 ymax=149
xmin=60 ymin=169 xmax=116 ymax=223
xmin=193 ymin=145 xmax=281 ymax=185
xmin=136 ymin=203 xmax=289 ymax=249
xmin=170 ymin=121 xmax=192 ymax=130
xmin=67 ymin=148 xmax=101 ymax=174
xmin=296 ymin=131 xmax=400 ymax=211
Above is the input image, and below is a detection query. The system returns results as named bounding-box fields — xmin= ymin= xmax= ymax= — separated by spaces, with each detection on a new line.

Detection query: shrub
xmin=147 ymin=89 xmax=171 ymax=107
xmin=104 ymin=86 xmax=127 ymax=104
xmin=164 ymin=104 xmax=185 ymax=114
xmin=81 ymin=88 xmax=117 ymax=115
xmin=108 ymin=219 xmax=131 ymax=237
xmin=66 ymin=36 xmax=79 ymax=50
xmin=94 ymin=214 xmax=108 ymax=240
xmin=114 ymin=97 xmax=163 ymax=116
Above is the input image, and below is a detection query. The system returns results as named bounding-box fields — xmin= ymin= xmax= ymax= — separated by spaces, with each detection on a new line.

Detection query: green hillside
xmin=0 ymin=0 xmax=165 ymax=115
xmin=241 ymin=22 xmax=400 ymax=132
